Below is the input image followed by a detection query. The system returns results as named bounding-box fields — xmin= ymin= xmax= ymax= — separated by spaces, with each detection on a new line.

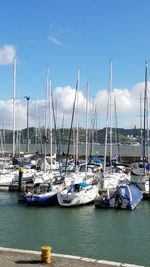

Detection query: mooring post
xmin=18 ymin=165 xmax=24 ymax=191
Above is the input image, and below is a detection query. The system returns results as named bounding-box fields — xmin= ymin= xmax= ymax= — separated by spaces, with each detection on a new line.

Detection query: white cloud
xmin=54 ymin=86 xmax=85 ymax=113
xmin=0 ymin=82 xmax=149 ymax=130
xmin=52 ymin=83 xmax=149 ymax=128
xmin=48 ymin=35 xmax=62 ymax=46
xmin=48 ymin=24 xmax=70 ymax=46
xmin=0 ymin=45 xmax=16 ymax=65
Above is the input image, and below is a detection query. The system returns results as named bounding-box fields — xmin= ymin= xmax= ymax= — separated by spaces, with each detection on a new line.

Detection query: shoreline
xmin=0 ymin=247 xmax=145 ymax=267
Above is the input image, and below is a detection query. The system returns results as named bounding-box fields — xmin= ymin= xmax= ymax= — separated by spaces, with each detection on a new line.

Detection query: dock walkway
xmin=0 ymin=247 xmax=144 ymax=267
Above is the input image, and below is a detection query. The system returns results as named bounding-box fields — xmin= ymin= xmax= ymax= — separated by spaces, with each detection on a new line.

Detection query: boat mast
xmin=12 ymin=58 xmax=16 ymax=157
xmin=54 ymin=99 xmax=58 ymax=155
xmin=108 ymin=59 xmax=112 ymax=166
xmin=103 ymin=100 xmax=109 ymax=176
xmin=35 ymin=95 xmax=38 ymax=149
xmin=49 ymin=79 xmax=53 ymax=169
xmin=147 ymin=83 xmax=149 ymax=163
xmin=143 ymin=61 xmax=148 ymax=175
xmin=65 ymin=79 xmax=78 ymax=173
xmin=114 ymin=96 xmax=120 ymax=162
xmin=109 ymin=59 xmax=113 ymax=166
xmin=140 ymin=93 xmax=143 ymax=148
xmin=76 ymin=66 xmax=80 ymax=165
xmin=44 ymin=68 xmax=49 ymax=172
xmin=61 ymin=112 xmax=65 ymax=156
xmin=3 ymin=121 xmax=5 ymax=155
xmin=85 ymin=81 xmax=89 ymax=180
xmin=90 ymin=97 xmax=95 ymax=157
xmin=104 ymin=59 xmax=113 ymax=173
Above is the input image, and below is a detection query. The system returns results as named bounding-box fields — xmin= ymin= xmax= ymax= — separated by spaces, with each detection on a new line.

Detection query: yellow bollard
xmin=41 ymin=246 xmax=52 ymax=264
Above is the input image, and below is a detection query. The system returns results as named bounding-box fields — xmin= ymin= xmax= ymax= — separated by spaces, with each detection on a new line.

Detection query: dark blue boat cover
xmin=112 ymin=184 xmax=143 ymax=206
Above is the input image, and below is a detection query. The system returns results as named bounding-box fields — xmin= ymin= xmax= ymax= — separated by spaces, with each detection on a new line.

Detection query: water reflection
xmin=0 ymin=192 xmax=149 ymax=266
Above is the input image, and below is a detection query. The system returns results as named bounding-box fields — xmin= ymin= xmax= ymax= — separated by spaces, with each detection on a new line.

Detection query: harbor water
xmin=0 ymin=190 xmax=149 ymax=266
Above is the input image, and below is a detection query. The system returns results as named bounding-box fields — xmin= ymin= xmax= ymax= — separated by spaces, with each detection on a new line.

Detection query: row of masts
xmin=11 ymin=58 xmax=150 ymax=165
xmin=11 ymin=60 xmax=97 ymax=170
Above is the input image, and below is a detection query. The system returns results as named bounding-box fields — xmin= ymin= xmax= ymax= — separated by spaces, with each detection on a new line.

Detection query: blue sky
xmin=0 ymin=0 xmax=150 ymax=129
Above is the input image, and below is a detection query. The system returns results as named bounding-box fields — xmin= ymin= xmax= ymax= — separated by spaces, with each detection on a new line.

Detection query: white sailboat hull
xmin=57 ymin=184 xmax=99 ymax=207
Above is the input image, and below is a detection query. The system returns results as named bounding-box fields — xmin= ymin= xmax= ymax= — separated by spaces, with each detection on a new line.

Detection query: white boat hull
xmin=57 ymin=184 xmax=99 ymax=207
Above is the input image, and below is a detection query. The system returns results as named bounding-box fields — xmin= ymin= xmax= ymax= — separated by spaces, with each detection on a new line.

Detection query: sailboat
xmin=95 ymin=183 xmax=143 ymax=210
xmin=57 ymin=82 xmax=99 ymax=207
xmin=100 ymin=60 xmax=131 ymax=190
xmin=57 ymin=181 xmax=99 ymax=207
xmin=131 ymin=61 xmax=150 ymax=179
xmin=23 ymin=177 xmax=64 ymax=206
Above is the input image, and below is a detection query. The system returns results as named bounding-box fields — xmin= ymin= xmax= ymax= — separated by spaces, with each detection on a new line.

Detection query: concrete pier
xmin=0 ymin=184 xmax=19 ymax=191
xmin=0 ymin=247 xmax=145 ymax=267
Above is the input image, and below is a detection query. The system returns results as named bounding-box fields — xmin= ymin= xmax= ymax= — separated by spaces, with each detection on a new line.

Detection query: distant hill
xmin=1 ymin=127 xmax=143 ymax=145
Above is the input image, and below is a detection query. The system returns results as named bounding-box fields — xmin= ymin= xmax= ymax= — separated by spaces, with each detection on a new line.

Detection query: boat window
xmin=74 ymin=184 xmax=80 ymax=192
xmin=40 ymin=185 xmax=47 ymax=193
xmin=139 ymin=164 xmax=144 ymax=168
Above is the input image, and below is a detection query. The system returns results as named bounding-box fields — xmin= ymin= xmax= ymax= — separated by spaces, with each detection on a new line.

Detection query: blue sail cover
xmin=146 ymin=163 xmax=150 ymax=170
xmin=78 ymin=182 xmax=89 ymax=187
xmin=112 ymin=184 xmax=143 ymax=209
xmin=127 ymin=184 xmax=143 ymax=209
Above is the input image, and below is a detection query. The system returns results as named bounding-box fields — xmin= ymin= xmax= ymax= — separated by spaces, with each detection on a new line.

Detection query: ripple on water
xmin=0 ymin=192 xmax=149 ymax=266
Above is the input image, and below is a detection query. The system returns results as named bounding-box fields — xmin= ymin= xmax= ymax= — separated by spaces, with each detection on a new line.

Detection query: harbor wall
xmin=0 ymin=144 xmax=143 ymax=164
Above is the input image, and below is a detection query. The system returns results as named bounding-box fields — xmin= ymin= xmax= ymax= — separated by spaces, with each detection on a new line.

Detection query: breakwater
xmin=1 ymin=144 xmax=143 ymax=164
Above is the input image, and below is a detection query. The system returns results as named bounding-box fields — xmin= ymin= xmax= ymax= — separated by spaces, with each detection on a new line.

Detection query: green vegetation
xmin=0 ymin=127 xmax=142 ymax=145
